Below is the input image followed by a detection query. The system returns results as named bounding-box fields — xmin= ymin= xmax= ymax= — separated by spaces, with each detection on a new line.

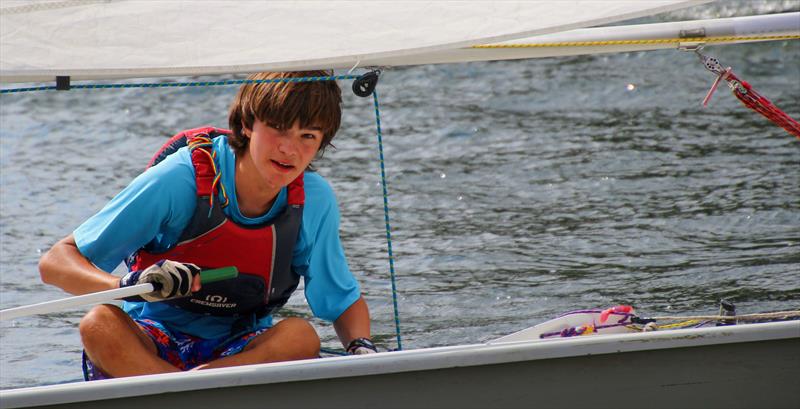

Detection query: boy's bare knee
xmin=79 ymin=304 xmax=125 ymax=347
xmin=276 ymin=317 xmax=320 ymax=357
xmin=280 ymin=317 xmax=319 ymax=340
xmin=80 ymin=304 xmax=124 ymax=326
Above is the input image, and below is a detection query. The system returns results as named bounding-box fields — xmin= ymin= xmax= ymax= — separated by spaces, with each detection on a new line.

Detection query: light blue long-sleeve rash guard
xmin=74 ymin=135 xmax=360 ymax=339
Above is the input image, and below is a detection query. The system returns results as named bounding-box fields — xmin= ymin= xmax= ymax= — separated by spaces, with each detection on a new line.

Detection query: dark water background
xmin=1 ymin=1 xmax=798 ymax=389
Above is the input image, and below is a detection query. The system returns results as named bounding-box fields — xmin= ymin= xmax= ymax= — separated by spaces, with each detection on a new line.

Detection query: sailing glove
xmin=346 ymin=337 xmax=378 ymax=355
xmin=120 ymin=260 xmax=200 ymax=302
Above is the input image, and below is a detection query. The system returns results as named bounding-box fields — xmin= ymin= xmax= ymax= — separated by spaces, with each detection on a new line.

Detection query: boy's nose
xmin=277 ymin=135 xmax=298 ymax=156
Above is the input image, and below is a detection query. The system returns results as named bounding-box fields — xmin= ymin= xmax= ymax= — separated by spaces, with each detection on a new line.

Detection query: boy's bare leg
xmin=80 ymin=304 xmax=180 ymax=377
xmin=192 ymin=317 xmax=320 ymax=370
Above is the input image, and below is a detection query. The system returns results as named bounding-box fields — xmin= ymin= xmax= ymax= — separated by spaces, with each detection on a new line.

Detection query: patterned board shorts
xmin=82 ymin=318 xmax=267 ymax=381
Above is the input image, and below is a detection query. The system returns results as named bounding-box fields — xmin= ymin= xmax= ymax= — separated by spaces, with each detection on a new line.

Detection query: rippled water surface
xmin=1 ymin=1 xmax=799 ymax=389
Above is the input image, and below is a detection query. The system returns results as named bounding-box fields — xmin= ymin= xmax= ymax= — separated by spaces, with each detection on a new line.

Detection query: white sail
xmin=0 ymin=0 xmax=708 ymax=83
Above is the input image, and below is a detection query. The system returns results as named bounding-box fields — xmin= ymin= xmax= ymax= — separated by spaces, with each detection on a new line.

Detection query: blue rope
xmin=319 ymin=347 xmax=347 ymax=356
xmin=0 ymin=76 xmax=360 ymax=94
xmin=371 ymin=88 xmax=403 ymax=351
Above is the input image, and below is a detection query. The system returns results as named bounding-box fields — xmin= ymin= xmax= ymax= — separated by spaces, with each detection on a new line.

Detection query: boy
xmin=39 ymin=71 xmax=376 ymax=380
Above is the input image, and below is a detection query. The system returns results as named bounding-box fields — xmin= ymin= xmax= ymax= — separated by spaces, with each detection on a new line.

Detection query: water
xmin=1 ymin=1 xmax=799 ymax=389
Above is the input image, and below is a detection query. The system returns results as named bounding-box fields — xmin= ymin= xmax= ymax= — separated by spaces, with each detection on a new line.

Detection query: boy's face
xmin=244 ymin=119 xmax=323 ymax=190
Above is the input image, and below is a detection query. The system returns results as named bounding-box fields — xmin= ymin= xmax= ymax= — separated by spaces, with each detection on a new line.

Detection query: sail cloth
xmin=0 ymin=0 xmax=709 ymax=83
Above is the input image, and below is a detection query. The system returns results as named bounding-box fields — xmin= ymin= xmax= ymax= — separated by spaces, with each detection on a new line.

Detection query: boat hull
xmin=3 ymin=321 xmax=798 ymax=409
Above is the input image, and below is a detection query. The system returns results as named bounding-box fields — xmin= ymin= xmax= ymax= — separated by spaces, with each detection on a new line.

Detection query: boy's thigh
xmin=237 ymin=317 xmax=318 ymax=358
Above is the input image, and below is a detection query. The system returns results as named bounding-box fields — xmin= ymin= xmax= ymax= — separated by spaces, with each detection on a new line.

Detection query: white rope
xmin=347 ymin=59 xmax=362 ymax=75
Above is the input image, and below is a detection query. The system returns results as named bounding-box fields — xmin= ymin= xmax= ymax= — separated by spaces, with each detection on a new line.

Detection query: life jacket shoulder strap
xmin=147 ymin=126 xmax=231 ymax=197
xmin=148 ymin=126 xmax=230 ymax=168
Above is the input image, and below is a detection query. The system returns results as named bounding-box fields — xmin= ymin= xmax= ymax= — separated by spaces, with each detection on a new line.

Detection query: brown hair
xmin=228 ymin=71 xmax=342 ymax=157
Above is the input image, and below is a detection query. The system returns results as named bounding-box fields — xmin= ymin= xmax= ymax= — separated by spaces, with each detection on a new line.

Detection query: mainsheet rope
xmin=0 ymin=73 xmax=405 ymax=352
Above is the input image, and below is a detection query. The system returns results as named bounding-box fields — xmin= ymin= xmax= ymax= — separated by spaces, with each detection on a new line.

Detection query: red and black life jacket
xmin=127 ymin=126 xmax=302 ymax=320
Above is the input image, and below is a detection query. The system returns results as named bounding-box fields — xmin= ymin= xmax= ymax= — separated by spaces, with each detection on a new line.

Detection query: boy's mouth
xmin=271 ymin=159 xmax=294 ymax=172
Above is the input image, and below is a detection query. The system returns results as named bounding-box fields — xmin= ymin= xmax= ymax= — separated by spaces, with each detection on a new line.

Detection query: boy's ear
xmin=241 ymin=121 xmax=251 ymax=138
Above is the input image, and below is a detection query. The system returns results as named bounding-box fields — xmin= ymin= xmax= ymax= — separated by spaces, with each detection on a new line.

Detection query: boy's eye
xmin=302 ymin=133 xmax=318 ymax=140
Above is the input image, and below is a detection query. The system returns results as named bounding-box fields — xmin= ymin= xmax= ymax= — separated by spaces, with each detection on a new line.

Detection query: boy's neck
xmin=235 ymin=152 xmax=280 ymax=218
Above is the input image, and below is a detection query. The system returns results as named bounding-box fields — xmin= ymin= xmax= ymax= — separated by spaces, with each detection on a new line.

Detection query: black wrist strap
xmin=346 ymin=337 xmax=377 ymax=354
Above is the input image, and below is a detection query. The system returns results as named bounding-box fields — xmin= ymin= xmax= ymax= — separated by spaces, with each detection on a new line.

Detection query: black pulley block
xmin=352 ymin=71 xmax=379 ymax=97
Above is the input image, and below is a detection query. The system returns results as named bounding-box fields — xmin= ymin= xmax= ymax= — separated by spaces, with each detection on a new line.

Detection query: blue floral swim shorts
xmin=82 ymin=318 xmax=267 ymax=381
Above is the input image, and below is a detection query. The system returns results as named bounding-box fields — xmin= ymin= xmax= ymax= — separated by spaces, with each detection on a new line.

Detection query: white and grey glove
xmin=120 ymin=260 xmax=200 ymax=302
xmin=346 ymin=338 xmax=378 ymax=355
